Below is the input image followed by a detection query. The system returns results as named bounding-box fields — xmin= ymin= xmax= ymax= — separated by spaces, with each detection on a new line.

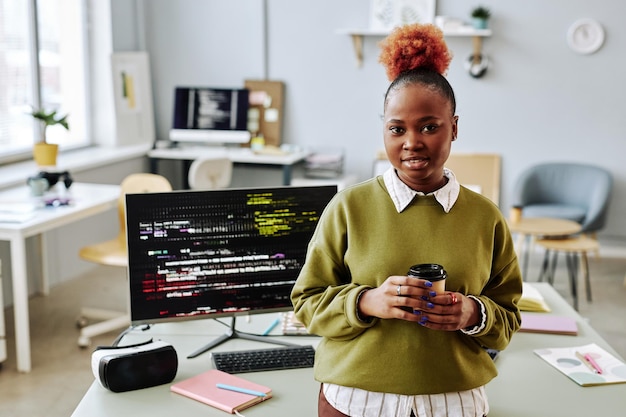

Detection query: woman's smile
xmin=402 ymin=155 xmax=430 ymax=169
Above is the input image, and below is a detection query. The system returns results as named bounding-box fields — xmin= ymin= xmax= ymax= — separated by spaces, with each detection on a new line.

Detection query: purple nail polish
xmin=429 ymin=291 xmax=437 ymax=297
xmin=427 ymin=302 xmax=434 ymax=309
xmin=424 ymin=281 xmax=433 ymax=288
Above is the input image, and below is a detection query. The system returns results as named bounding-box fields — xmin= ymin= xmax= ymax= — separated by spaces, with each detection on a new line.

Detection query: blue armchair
xmin=511 ymin=162 xmax=613 ymax=234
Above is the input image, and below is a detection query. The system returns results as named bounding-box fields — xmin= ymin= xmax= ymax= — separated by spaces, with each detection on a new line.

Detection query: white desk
xmin=72 ymin=284 xmax=625 ymax=417
xmin=148 ymin=146 xmax=310 ymax=186
xmin=0 ymin=182 xmax=120 ymax=372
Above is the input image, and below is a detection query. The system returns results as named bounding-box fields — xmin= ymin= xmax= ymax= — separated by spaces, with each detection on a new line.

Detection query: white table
xmin=0 ymin=182 xmax=120 ymax=372
xmin=148 ymin=146 xmax=310 ymax=186
xmin=72 ymin=284 xmax=626 ymax=417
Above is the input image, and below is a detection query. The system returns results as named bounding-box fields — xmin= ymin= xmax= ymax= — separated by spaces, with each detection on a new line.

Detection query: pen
xmin=576 ymin=352 xmax=597 ymax=373
xmin=216 ymin=383 xmax=267 ymax=397
xmin=262 ymin=317 xmax=281 ymax=336
xmin=583 ymin=352 xmax=603 ymax=375
xmin=576 ymin=352 xmax=602 ymax=374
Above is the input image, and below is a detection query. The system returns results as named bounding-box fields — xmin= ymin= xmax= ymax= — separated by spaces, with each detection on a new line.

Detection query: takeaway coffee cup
xmin=408 ymin=263 xmax=447 ymax=294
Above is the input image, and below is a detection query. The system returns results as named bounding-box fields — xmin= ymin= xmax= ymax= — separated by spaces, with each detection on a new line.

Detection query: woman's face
xmin=383 ymin=83 xmax=458 ymax=193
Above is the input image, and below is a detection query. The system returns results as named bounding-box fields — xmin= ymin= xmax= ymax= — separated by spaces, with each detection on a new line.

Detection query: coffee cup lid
xmin=408 ymin=263 xmax=447 ymax=280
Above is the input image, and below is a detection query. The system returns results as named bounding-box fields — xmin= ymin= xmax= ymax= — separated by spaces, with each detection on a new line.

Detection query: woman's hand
xmin=418 ymin=292 xmax=480 ymax=331
xmin=357 ymin=275 xmax=479 ymax=330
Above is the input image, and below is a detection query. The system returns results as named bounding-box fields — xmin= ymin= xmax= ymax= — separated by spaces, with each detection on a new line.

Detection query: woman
xmin=291 ymin=24 xmax=522 ymax=417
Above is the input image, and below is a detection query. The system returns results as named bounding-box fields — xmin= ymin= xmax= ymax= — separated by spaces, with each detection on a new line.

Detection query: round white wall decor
xmin=567 ymin=18 xmax=605 ymax=54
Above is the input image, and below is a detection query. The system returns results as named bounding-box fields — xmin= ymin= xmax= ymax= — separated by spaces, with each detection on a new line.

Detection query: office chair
xmin=512 ymin=162 xmax=613 ymax=293
xmin=76 ymin=173 xmax=172 ymax=347
xmin=187 ymin=157 xmax=233 ymax=190
xmin=511 ymin=162 xmax=613 ymax=235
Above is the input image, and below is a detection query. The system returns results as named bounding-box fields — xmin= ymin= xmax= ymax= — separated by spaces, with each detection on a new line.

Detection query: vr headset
xmin=91 ymin=339 xmax=178 ymax=393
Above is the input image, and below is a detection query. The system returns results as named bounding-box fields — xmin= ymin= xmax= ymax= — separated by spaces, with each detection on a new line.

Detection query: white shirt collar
xmin=383 ymin=167 xmax=460 ymax=213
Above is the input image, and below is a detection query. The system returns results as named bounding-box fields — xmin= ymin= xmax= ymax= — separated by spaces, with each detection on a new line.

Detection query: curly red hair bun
xmin=378 ymin=23 xmax=452 ymax=81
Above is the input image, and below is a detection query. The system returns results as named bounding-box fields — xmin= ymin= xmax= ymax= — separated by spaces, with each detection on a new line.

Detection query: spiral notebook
xmin=170 ymin=369 xmax=272 ymax=413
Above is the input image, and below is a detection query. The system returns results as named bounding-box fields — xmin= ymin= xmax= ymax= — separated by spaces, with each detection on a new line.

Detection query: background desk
xmin=148 ymin=146 xmax=310 ymax=187
xmin=0 ymin=183 xmax=120 ymax=372
xmin=72 ymin=283 xmax=625 ymax=417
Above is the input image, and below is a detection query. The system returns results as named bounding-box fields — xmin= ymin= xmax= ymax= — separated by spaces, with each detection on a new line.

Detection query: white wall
xmin=115 ymin=0 xmax=626 ymax=239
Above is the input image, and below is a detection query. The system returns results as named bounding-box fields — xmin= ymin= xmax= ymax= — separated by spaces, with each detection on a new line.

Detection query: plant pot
xmin=472 ymin=17 xmax=488 ymax=29
xmin=33 ymin=143 xmax=59 ymax=167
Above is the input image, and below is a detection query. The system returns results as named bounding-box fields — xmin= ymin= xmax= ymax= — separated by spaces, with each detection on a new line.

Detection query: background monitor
xmin=169 ymin=87 xmax=251 ymax=144
xmin=125 ymin=185 xmax=337 ymax=356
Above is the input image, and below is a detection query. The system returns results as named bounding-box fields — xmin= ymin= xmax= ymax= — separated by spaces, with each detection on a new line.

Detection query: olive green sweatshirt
xmin=291 ymin=176 xmax=522 ymax=395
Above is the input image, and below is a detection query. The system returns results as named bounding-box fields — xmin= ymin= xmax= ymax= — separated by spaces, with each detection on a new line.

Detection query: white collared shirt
xmin=383 ymin=166 xmax=460 ymax=213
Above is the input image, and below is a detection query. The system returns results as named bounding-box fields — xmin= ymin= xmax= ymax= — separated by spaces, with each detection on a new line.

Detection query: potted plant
xmin=30 ymin=108 xmax=69 ymax=167
xmin=470 ymin=6 xmax=491 ymax=29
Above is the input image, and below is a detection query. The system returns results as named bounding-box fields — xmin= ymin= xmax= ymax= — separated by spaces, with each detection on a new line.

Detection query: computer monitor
xmin=169 ymin=87 xmax=251 ymax=145
xmin=125 ymin=185 xmax=337 ymax=358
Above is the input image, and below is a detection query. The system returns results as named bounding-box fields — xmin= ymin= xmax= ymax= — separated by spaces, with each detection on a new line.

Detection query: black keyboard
xmin=212 ymin=345 xmax=315 ymax=374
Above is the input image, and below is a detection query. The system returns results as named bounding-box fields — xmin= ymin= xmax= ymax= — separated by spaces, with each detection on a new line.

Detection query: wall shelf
xmin=336 ymin=27 xmax=492 ymax=67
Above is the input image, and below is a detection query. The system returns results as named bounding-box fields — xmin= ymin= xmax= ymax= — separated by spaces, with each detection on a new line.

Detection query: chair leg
xmin=79 ymin=307 xmax=127 ymax=321
xmin=77 ymin=311 xmax=130 ymax=348
xmin=538 ymin=249 xmax=551 ymax=282
xmin=565 ymin=253 xmax=579 ymax=311
xmin=521 ymin=234 xmax=532 ymax=280
xmin=581 ymin=252 xmax=592 ymax=303
xmin=548 ymin=250 xmax=559 ymax=285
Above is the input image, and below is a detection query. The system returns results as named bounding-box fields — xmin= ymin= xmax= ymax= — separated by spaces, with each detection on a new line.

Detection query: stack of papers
xmin=0 ymin=202 xmax=39 ymax=223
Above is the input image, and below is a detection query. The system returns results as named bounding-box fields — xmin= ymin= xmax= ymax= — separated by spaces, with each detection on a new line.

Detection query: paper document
xmin=534 ymin=343 xmax=626 ymax=386
xmin=0 ymin=202 xmax=39 ymax=223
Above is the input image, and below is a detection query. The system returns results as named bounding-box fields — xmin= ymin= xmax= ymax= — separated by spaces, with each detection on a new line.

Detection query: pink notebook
xmin=519 ymin=313 xmax=578 ymax=336
xmin=170 ymin=369 xmax=272 ymax=413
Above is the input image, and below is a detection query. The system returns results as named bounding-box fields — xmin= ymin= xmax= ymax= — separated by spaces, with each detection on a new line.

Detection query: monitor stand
xmin=186 ymin=316 xmax=297 ymax=359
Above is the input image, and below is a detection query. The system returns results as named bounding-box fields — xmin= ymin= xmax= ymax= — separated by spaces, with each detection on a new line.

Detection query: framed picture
xmin=111 ymin=52 xmax=155 ymax=145
xmin=369 ymin=0 xmax=436 ymax=31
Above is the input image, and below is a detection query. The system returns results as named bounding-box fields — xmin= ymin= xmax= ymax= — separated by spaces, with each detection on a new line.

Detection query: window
xmin=0 ymin=0 xmax=89 ymax=162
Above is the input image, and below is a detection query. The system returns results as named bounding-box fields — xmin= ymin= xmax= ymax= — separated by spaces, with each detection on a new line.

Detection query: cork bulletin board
xmin=244 ymin=80 xmax=284 ymax=147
